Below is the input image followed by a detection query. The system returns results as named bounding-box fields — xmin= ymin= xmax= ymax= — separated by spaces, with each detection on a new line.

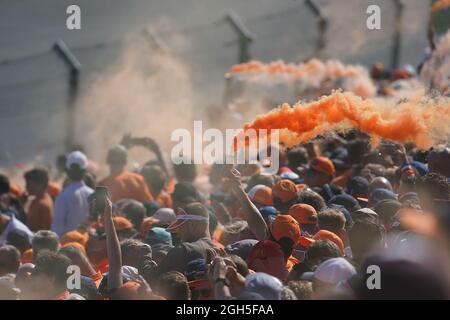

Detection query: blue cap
xmin=259 ymin=206 xmax=278 ymax=222
xmin=402 ymin=161 xmax=428 ymax=176
xmin=346 ymin=176 xmax=369 ymax=197
xmin=244 ymin=272 xmax=283 ymax=300
xmin=370 ymin=188 xmax=397 ymax=205
xmin=328 ymin=194 xmax=360 ymax=213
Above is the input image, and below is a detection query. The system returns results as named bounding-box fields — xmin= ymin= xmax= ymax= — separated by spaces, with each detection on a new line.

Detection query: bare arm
xmin=225 ymin=168 xmax=269 ymax=240
xmin=102 ymin=197 xmax=123 ymax=291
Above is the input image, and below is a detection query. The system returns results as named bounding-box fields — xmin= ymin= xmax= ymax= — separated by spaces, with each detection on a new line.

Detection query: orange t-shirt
xmin=9 ymin=184 xmax=22 ymax=198
xmin=286 ymin=255 xmax=300 ymax=272
xmin=26 ymin=193 xmax=53 ymax=232
xmin=99 ymin=171 xmax=153 ymax=203
xmin=331 ymin=170 xmax=352 ymax=188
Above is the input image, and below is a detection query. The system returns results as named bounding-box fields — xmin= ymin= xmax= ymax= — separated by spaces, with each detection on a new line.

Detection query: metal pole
xmin=305 ymin=0 xmax=329 ymax=59
xmin=53 ymin=40 xmax=81 ymax=152
xmin=225 ymin=10 xmax=254 ymax=63
xmin=391 ymin=0 xmax=404 ymax=70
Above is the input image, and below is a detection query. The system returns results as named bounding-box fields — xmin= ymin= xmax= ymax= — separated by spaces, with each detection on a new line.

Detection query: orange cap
xmin=61 ymin=230 xmax=89 ymax=247
xmin=61 ymin=241 xmax=87 ymax=255
xmin=270 ymin=214 xmax=301 ymax=244
xmin=309 ymin=157 xmax=336 ymax=177
xmin=272 ymin=179 xmax=298 ymax=203
xmin=113 ymin=216 xmax=133 ymax=231
xmin=313 ymin=229 xmax=344 ymax=254
xmin=248 ymin=185 xmax=273 ymax=206
xmin=139 ymin=217 xmax=160 ymax=236
xmin=288 ymin=204 xmax=318 ymax=225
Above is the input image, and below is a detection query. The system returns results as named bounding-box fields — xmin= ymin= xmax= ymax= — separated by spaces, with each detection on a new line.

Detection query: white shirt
xmin=51 ymin=181 xmax=93 ymax=236
xmin=0 ymin=213 xmax=33 ymax=245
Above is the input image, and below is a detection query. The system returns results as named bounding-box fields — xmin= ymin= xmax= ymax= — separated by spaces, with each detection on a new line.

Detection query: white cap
xmin=313 ymin=258 xmax=357 ymax=284
xmin=153 ymin=208 xmax=176 ymax=224
xmin=66 ymin=151 xmax=88 ymax=170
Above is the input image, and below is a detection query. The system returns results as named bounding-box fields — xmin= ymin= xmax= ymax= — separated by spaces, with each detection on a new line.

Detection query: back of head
xmin=369 ymin=177 xmax=393 ymax=194
xmin=172 ymin=182 xmax=200 ymax=207
xmin=0 ymin=174 xmax=10 ymax=195
xmin=32 ymin=230 xmax=60 ymax=259
xmin=173 ymin=162 xmax=197 ymax=183
xmin=348 ymin=218 xmax=385 ymax=263
xmin=65 ymin=151 xmax=88 ymax=181
xmin=116 ymin=199 xmax=146 ymax=230
xmin=317 ymin=209 xmax=346 ymax=235
xmin=306 ymin=240 xmax=342 ymax=266
xmin=0 ymin=245 xmax=21 ymax=275
xmin=33 ymin=251 xmax=72 ymax=293
xmin=155 ymin=271 xmax=190 ymax=300
xmin=24 ymin=168 xmax=49 ymax=189
xmin=297 ymin=190 xmax=327 ymax=212
xmin=106 ymin=145 xmax=128 ymax=166
xmin=141 ymin=165 xmax=166 ymax=191
xmin=416 ymin=172 xmax=450 ymax=212
xmin=6 ymin=228 xmax=31 ymax=253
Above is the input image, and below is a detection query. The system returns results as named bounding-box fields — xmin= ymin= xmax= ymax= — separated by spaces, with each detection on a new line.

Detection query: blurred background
xmin=0 ymin=0 xmax=448 ymax=171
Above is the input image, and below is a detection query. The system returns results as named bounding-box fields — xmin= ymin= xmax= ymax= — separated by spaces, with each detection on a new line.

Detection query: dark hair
xmin=347 ymin=139 xmax=370 ymax=165
xmin=287 ymin=147 xmax=309 ymax=168
xmin=141 ymin=165 xmax=166 ymax=192
xmin=0 ymin=245 xmax=21 ymax=274
xmin=416 ymin=172 xmax=450 ymax=201
xmin=245 ymin=174 xmax=275 ymax=191
xmin=155 ymin=271 xmax=190 ymax=300
xmin=306 ymin=240 xmax=342 ymax=265
xmin=24 ymin=168 xmax=49 ymax=187
xmin=6 ymin=229 xmax=31 ymax=253
xmin=117 ymin=199 xmax=146 ymax=230
xmin=0 ymin=174 xmax=10 ymax=195
xmin=172 ymin=182 xmax=200 ymax=204
xmin=173 ymin=163 xmax=197 ymax=183
xmin=287 ymin=280 xmax=313 ymax=300
xmin=33 ymin=251 xmax=72 ymax=291
xmin=32 ymin=230 xmax=60 ymax=258
xmin=297 ymin=190 xmax=326 ymax=212
xmin=317 ymin=209 xmax=346 ymax=234
xmin=348 ymin=218 xmax=385 ymax=262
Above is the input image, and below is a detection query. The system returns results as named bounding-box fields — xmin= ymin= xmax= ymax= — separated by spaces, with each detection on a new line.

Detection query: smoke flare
xmin=240 ymin=91 xmax=450 ymax=149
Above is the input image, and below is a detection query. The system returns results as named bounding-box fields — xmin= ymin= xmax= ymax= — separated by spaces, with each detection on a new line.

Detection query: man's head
xmin=116 ymin=199 xmax=146 ymax=230
xmin=171 ymin=182 xmax=201 ymax=210
xmin=106 ymin=145 xmax=128 ymax=173
xmin=173 ymin=163 xmax=197 ymax=183
xmin=58 ymin=245 xmax=93 ymax=276
xmin=288 ymin=203 xmax=318 ymax=236
xmin=167 ymin=202 xmax=209 ymax=242
xmin=0 ymin=174 xmax=10 ymax=196
xmin=65 ymin=151 xmax=88 ymax=181
xmin=305 ymin=240 xmax=342 ymax=266
xmin=272 ymin=179 xmax=299 ymax=212
xmin=297 ymin=190 xmax=327 ymax=212
xmin=24 ymin=168 xmax=49 ymax=196
xmin=6 ymin=229 xmax=31 ymax=253
xmin=305 ymin=157 xmax=336 ymax=188
xmin=317 ymin=209 xmax=346 ymax=236
xmin=427 ymin=146 xmax=450 ymax=177
xmin=32 ymin=251 xmax=72 ymax=298
xmin=247 ymin=241 xmax=287 ymax=280
xmin=120 ymin=239 xmax=152 ymax=270
xmin=416 ymin=172 xmax=450 ymax=212
xmin=348 ymin=218 xmax=385 ymax=264
xmin=141 ymin=165 xmax=166 ymax=193
xmin=0 ymin=245 xmax=21 ymax=276
xmin=32 ymin=230 xmax=60 ymax=261
xmin=270 ymin=214 xmax=301 ymax=258
xmin=369 ymin=177 xmax=393 ymax=194
xmin=155 ymin=271 xmax=190 ymax=300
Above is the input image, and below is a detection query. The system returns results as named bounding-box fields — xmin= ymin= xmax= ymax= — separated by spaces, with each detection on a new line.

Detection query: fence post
xmin=53 ymin=40 xmax=81 ymax=152
xmin=305 ymin=0 xmax=329 ymax=59
xmin=391 ymin=0 xmax=404 ymax=70
xmin=225 ymin=10 xmax=254 ymax=63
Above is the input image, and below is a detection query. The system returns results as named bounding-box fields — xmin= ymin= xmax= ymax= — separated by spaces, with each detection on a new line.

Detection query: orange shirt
xmin=9 ymin=184 xmax=22 ymax=198
xmin=26 ymin=193 xmax=53 ymax=232
xmin=286 ymin=255 xmax=300 ymax=272
xmin=99 ymin=171 xmax=153 ymax=203
xmin=331 ymin=170 xmax=352 ymax=188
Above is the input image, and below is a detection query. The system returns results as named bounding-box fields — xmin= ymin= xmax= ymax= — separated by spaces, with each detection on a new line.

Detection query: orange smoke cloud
xmin=240 ymin=91 xmax=450 ymax=149
xmin=229 ymin=59 xmax=376 ymax=98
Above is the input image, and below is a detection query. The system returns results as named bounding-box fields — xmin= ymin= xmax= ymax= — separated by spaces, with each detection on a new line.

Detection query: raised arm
xmin=102 ymin=196 xmax=123 ymax=291
xmin=224 ymin=168 xmax=269 ymax=240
